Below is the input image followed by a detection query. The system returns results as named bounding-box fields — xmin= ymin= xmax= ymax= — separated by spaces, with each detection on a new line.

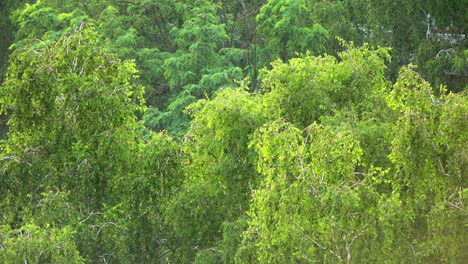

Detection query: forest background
xmin=0 ymin=0 xmax=466 ymax=263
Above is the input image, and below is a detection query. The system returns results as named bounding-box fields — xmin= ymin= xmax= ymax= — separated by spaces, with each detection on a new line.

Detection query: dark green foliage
xmin=363 ymin=0 xmax=467 ymax=89
xmin=256 ymin=0 xmax=329 ymax=63
xmin=155 ymin=1 xmax=246 ymax=136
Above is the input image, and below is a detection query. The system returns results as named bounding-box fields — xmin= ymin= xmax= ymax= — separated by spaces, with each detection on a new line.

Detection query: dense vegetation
xmin=0 ymin=0 xmax=466 ymax=263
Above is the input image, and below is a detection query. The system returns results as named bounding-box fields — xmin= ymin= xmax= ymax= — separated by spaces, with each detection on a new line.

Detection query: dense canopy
xmin=0 ymin=0 xmax=466 ymax=263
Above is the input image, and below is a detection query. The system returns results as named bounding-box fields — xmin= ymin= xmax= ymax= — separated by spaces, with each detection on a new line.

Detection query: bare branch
xmin=0 ymin=156 xmax=18 ymax=162
xmin=79 ymin=210 xmax=103 ymax=224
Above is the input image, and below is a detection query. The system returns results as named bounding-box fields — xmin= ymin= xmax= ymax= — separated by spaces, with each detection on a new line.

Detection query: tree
xmin=0 ymin=25 xmax=145 ymax=262
xmin=236 ymin=46 xmax=392 ymax=262
xmin=236 ymin=48 xmax=466 ymax=263
xmin=262 ymin=43 xmax=390 ymax=129
xmin=1 ymin=1 xmax=465 ymax=262
xmin=150 ymin=0 xmax=245 ymax=136
xmin=387 ymin=66 xmax=467 ymax=261
xmin=118 ymin=132 xmax=184 ymax=262
xmin=0 ymin=222 xmax=84 ymax=263
xmin=164 ymin=88 xmax=265 ymax=262
xmin=237 ymin=120 xmax=385 ymax=263
xmin=363 ymin=0 xmax=467 ymax=90
xmin=256 ymin=0 xmax=329 ymax=63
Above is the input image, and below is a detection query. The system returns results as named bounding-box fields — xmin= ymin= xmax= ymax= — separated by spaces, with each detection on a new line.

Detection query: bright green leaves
xmin=164 ymin=88 xmax=265 ymax=262
xmin=1 ymin=24 xmax=142 ymax=196
xmin=1 ymin=1 xmax=465 ymax=263
xmin=0 ymin=26 xmax=165 ymax=262
xmin=385 ymin=66 xmax=467 ymax=261
xmin=261 ymin=55 xmax=335 ymax=127
xmin=307 ymin=125 xmax=363 ymax=184
xmin=0 ymin=223 xmax=84 ymax=264
xmin=439 ymin=92 xmax=467 ymax=180
xmin=262 ymin=44 xmax=390 ymax=128
xmin=236 ymin=45 xmax=465 ymax=263
xmin=240 ymin=120 xmax=374 ymax=263
xmin=2 ymin=25 xmax=144 ymax=149
xmin=11 ymin=1 xmax=89 ymax=49
xmin=185 ymin=88 xmax=265 ymax=186
xmin=239 ymin=120 xmax=306 ymax=263
xmin=251 ymin=119 xmax=304 ymax=181
xmin=0 ymin=190 xmax=84 ymax=263
xmin=389 ymin=66 xmax=454 ymax=196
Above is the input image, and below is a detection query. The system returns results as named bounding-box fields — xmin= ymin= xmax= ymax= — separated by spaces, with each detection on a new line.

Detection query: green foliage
xmin=0 ymin=223 xmax=83 ymax=263
xmin=0 ymin=25 xmax=169 ymax=262
xmin=0 ymin=0 xmax=31 ymax=82
xmin=308 ymin=0 xmax=365 ymax=54
xmin=239 ymin=120 xmax=384 ymax=263
xmin=221 ymin=217 xmax=249 ymax=264
xmin=11 ymin=1 xmax=90 ymax=49
xmin=363 ymin=0 xmax=467 ymax=90
xmin=385 ymin=66 xmax=467 ymax=261
xmin=1 ymin=1 xmax=466 ymax=263
xmin=155 ymin=1 xmax=246 ymax=136
xmin=257 ymin=0 xmax=329 ymax=63
xmin=0 ymin=191 xmax=83 ymax=262
xmin=237 ymin=50 xmax=465 ymax=263
xmin=262 ymin=44 xmax=390 ymax=128
xmin=0 ymin=26 xmax=144 ymax=211
xmin=416 ymin=42 xmax=467 ymax=93
xmin=164 ymin=2 xmax=229 ymax=90
xmin=164 ymin=179 xmax=225 ymax=262
xmin=164 ymin=88 xmax=266 ymax=262
xmin=388 ymin=66 xmax=458 ymax=199
xmin=119 ymin=132 xmax=183 ymax=262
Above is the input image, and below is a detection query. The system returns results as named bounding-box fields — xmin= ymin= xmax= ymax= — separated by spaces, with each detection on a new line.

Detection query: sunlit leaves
xmin=262 ymin=44 xmax=390 ymax=128
xmin=163 ymin=88 xmax=265 ymax=262
xmin=0 ymin=223 xmax=83 ymax=263
xmin=0 ymin=26 xmax=148 ymax=261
